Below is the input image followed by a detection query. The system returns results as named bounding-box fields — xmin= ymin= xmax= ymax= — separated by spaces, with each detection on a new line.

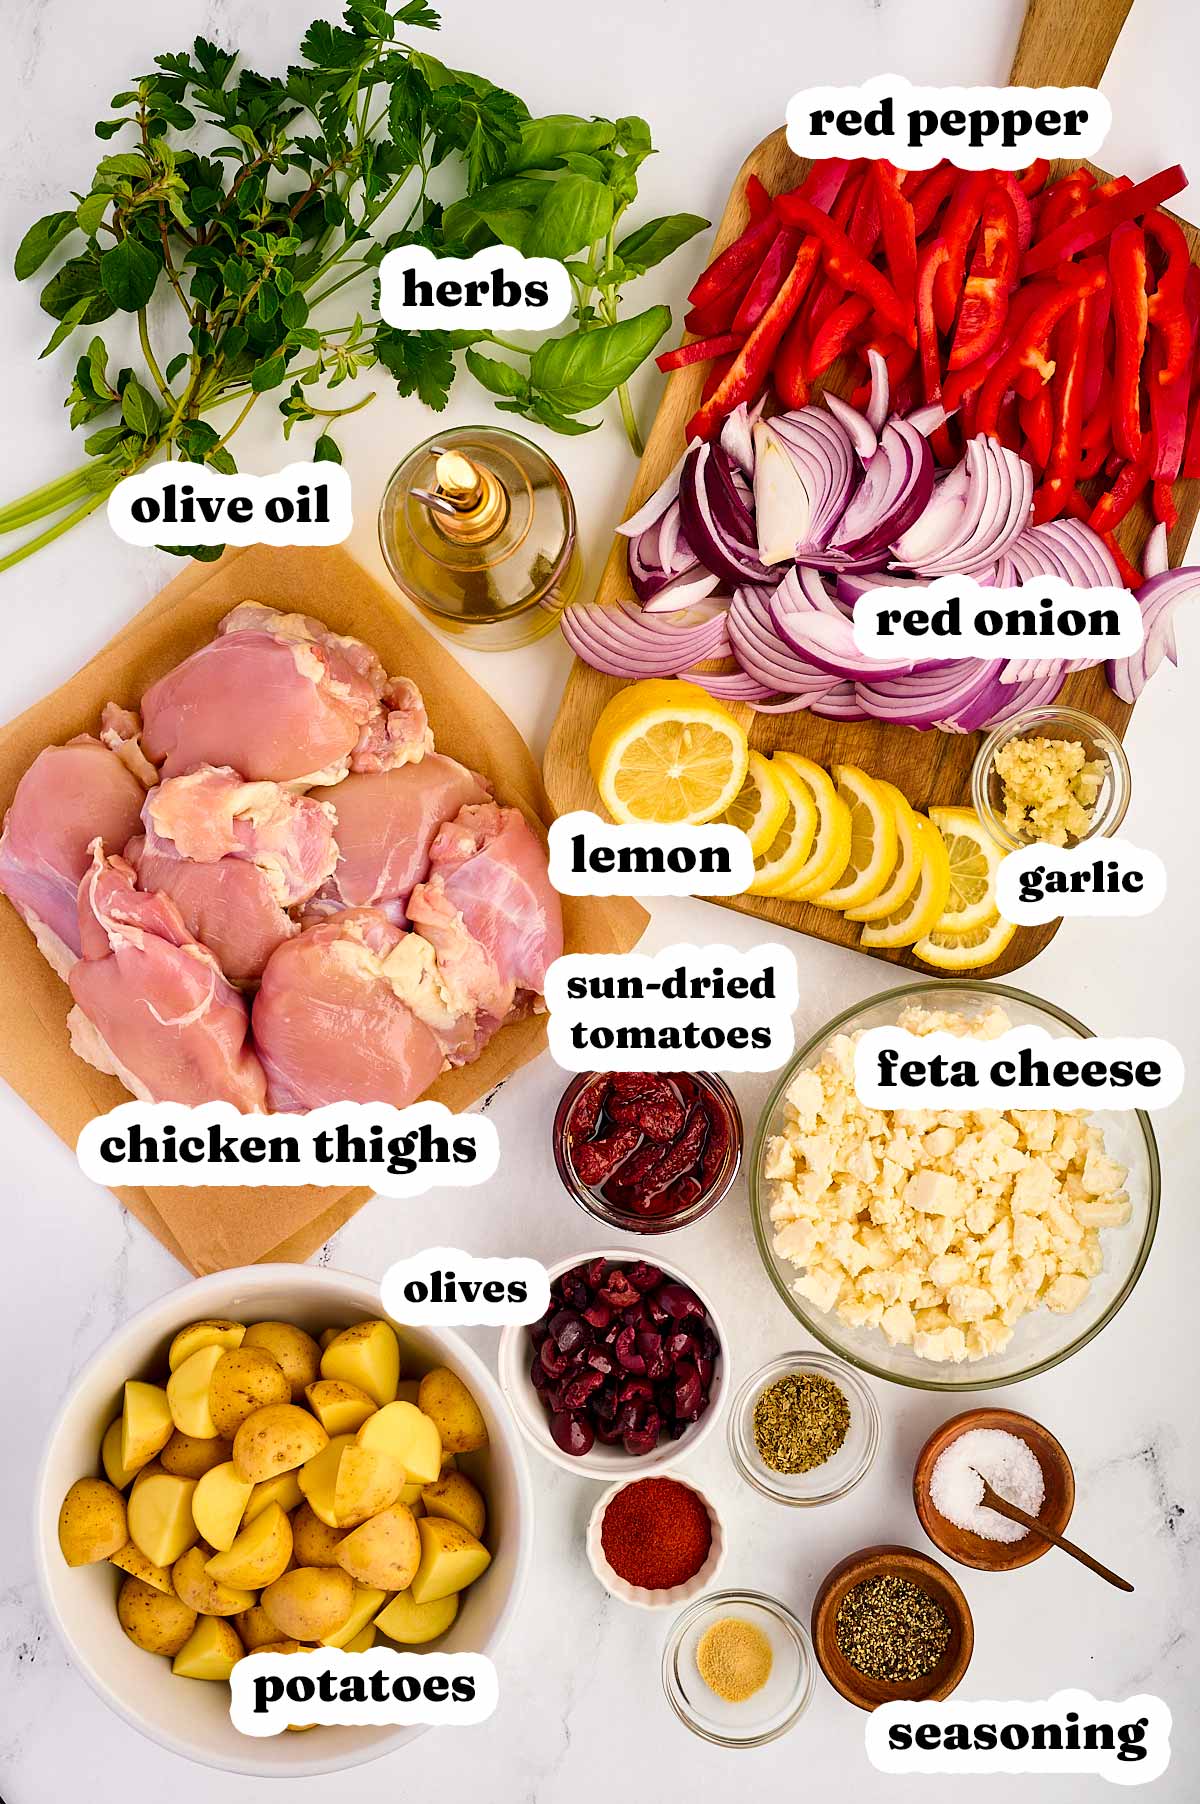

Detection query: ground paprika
xmin=599 ymin=1476 xmax=712 ymax=1591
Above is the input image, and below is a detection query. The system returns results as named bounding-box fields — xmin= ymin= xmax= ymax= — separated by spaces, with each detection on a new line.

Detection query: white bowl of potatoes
xmin=35 ymin=1264 xmax=533 ymax=1776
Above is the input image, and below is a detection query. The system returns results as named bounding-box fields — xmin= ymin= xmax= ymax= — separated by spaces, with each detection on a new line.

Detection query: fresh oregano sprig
xmin=4 ymin=1 xmax=707 ymax=573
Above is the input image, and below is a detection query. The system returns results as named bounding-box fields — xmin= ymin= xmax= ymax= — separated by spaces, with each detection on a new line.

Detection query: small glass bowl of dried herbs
xmin=727 ymin=1352 xmax=881 ymax=1506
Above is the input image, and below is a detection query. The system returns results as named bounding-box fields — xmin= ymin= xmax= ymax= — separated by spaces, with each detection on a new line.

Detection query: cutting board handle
xmin=1008 ymin=0 xmax=1134 ymax=89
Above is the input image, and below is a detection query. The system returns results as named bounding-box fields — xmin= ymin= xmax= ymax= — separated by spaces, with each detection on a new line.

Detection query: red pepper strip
xmin=1098 ymin=527 xmax=1143 ymax=588
xmin=1149 ymin=263 xmax=1200 ymax=482
xmin=1033 ymin=170 xmax=1096 ymax=240
xmin=684 ymin=291 xmax=749 ymax=336
xmin=931 ymin=170 xmax=992 ymax=333
xmin=745 ymin=172 xmax=772 ymax=221
xmin=976 ymin=260 xmax=1107 ymax=438
xmin=700 ymin=352 xmax=734 ymax=405
xmin=656 ymin=332 xmax=745 ymax=373
xmin=731 ymin=227 xmax=802 ymax=334
xmin=948 ymin=185 xmax=1020 ymax=370
xmin=1022 ymin=164 xmax=1187 ymax=276
xmin=1144 ymin=211 xmax=1192 ymax=385
xmin=1033 ymin=293 xmax=1091 ymax=520
xmin=1019 ymin=388 xmax=1054 ymax=472
xmin=1088 ymin=443 xmax=1155 ymax=533
xmin=797 ymin=169 xmax=868 ymax=342
xmin=915 ymin=240 xmax=954 ymax=464
xmin=688 ymin=211 xmax=778 ymax=308
xmin=996 ymin=173 xmax=1033 ymax=254
xmin=910 ymin=163 xmax=959 ymax=237
xmin=942 ymin=280 xmax=1053 ymax=409
xmin=1109 ymin=221 xmax=1149 ymax=461
xmin=1094 ymin=175 xmax=1134 ymax=200
xmin=1081 ymin=275 xmax=1111 ymax=415
xmin=1018 ymin=159 xmax=1051 ymax=197
xmin=776 ymin=192 xmax=916 ymax=344
xmin=805 ymin=293 xmax=871 ymax=380
xmin=875 ymin=161 xmax=917 ymax=309
xmin=1153 ymin=478 xmax=1179 ymax=528
xmin=996 ymin=391 xmax=1022 ymax=452
xmin=774 ymin=310 xmax=810 ymax=408
xmin=686 ymin=240 xmax=826 ymax=441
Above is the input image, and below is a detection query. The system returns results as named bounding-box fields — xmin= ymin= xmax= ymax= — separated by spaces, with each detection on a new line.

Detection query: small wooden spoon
xmin=971 ymin=1471 xmax=1133 ymax=1593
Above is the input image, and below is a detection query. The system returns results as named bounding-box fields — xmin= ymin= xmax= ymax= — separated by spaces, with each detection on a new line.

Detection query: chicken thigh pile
xmin=0 ymin=605 xmax=562 ymax=1112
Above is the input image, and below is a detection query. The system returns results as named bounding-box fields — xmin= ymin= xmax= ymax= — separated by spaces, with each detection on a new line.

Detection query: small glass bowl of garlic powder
xmin=972 ymin=706 xmax=1131 ymax=850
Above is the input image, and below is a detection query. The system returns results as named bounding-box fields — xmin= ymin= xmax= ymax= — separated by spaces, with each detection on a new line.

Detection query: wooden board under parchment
xmin=544 ymin=0 xmax=1200 ymax=977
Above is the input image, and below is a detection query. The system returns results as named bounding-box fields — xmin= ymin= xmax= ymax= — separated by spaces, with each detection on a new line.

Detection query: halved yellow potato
xmin=127 ymin=1471 xmax=199 ymax=1567
xmin=244 ymin=1470 xmax=303 ymax=1524
xmin=318 ymin=1328 xmax=341 ymax=1353
xmin=418 ymin=1368 xmax=488 ymax=1453
xmin=296 ymin=1433 xmax=355 ymax=1528
xmin=357 ymin=1401 xmax=441 ymax=1486
xmin=242 ymin=1323 xmax=321 ymax=1401
xmin=208 ymin=1348 xmax=291 ymax=1440
xmin=172 ymin=1543 xmax=256 ymax=1616
xmin=58 ymin=1478 xmax=128 ymax=1567
xmin=166 ymin=1345 xmax=224 ymax=1440
xmin=192 ymin=1461 xmax=254 ymax=1552
xmin=234 ymin=1602 xmax=281 ymax=1652
xmin=101 ymin=1418 xmax=139 ymax=1490
xmin=375 ymin=1587 xmax=459 ymax=1645
xmin=322 ymin=1584 xmax=388 ymax=1648
xmin=333 ymin=1444 xmax=404 ymax=1528
xmin=409 ymin=1515 xmax=490 ymax=1605
xmin=319 ymin=1320 xmax=399 ymax=1407
xmin=335 ymin=1503 xmax=420 ymax=1591
xmin=205 ymin=1501 xmax=292 ymax=1589
xmin=110 ymin=1542 xmax=174 ymax=1594
xmin=117 ymin=1575 xmax=196 ymax=1656
xmin=169 ymin=1320 xmax=246 ymax=1371
xmin=161 ymin=1431 xmax=232 ymax=1480
xmin=232 ymin=1403 xmax=328 ymax=1484
xmin=291 ymin=1500 xmax=346 ymax=1568
xmin=172 ymin=1613 xmax=242 ymax=1680
xmin=121 ymin=1381 xmax=175 ymax=1473
xmin=262 ymin=1566 xmax=354 ymax=1641
xmin=304 ymin=1378 xmax=377 ymax=1437
xmin=420 ymin=1471 xmax=486 ymax=1540
xmin=344 ymin=1623 xmax=377 ymax=1654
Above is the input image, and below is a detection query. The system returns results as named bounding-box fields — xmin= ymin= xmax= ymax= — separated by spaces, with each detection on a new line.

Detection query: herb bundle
xmin=4 ymin=1 xmax=706 ymax=572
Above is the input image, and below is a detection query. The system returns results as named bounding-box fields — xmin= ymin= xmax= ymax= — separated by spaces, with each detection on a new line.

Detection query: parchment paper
xmin=0 ymin=544 xmax=647 ymax=1274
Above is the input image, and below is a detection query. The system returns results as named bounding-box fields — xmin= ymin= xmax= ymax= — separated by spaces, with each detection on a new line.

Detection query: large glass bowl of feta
xmin=750 ymin=982 xmax=1159 ymax=1390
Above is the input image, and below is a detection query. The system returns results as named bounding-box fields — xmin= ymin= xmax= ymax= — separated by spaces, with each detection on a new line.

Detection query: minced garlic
xmin=993 ymin=734 xmax=1105 ymax=846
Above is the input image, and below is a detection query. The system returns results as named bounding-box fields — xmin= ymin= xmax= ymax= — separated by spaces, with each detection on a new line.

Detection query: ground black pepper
xmin=752 ymin=1371 xmax=851 ymax=1474
xmin=835 ymin=1575 xmax=951 ymax=1684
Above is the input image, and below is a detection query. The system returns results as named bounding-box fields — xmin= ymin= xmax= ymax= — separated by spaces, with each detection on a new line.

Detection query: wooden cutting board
xmin=544 ymin=0 xmax=1199 ymax=977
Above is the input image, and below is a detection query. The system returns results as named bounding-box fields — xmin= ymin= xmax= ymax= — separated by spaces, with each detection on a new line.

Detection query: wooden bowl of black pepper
xmin=811 ymin=1545 xmax=973 ymax=1711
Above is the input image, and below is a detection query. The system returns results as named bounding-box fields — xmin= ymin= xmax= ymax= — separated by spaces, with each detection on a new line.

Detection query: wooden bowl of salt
xmin=913 ymin=1407 xmax=1075 ymax=1573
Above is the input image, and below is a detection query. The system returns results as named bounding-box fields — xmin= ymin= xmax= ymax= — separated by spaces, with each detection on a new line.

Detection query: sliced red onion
xmin=856 ymin=658 xmax=1004 ymax=729
xmin=719 ymin=399 xmax=764 ymax=477
xmin=825 ymin=392 xmax=877 ymax=462
xmin=985 ymin=665 xmax=1069 ymax=722
xmin=754 ymin=409 xmax=856 ymax=564
xmin=827 ymin=419 xmax=934 ymax=563
xmin=641 ymin=567 xmax=723 ymax=613
xmin=906 ymin=401 xmax=949 ymax=437
xmin=1108 ymin=569 xmax=1197 ymax=701
xmin=770 ymin=595 xmax=917 ymax=680
xmin=561 ymin=600 xmax=730 ymax=678
xmin=728 ymin=586 xmax=844 ymax=696
xmin=683 ymin=665 xmax=775 ymax=701
xmin=1143 ymin=521 xmax=1169 ymax=580
xmin=894 ymin=438 xmax=1030 ymax=576
xmin=616 ymin=452 xmax=686 ymax=539
xmin=679 ymin=442 xmax=772 ymax=587
xmin=865 ymin=348 xmax=889 ymax=433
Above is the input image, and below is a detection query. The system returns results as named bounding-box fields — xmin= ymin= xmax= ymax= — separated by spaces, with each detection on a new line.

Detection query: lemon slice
xmin=914 ymin=915 xmax=1017 ymax=970
xmin=589 ymin=678 xmax=749 ymax=826
xmin=927 ymin=804 xmax=1002 ymax=933
xmin=858 ymin=815 xmax=951 ymax=948
xmin=809 ymin=764 xmax=898 ymax=911
xmin=845 ymin=781 xmax=921 ymax=922
xmin=722 ymin=750 xmax=790 ymax=857
xmin=746 ymin=757 xmax=818 ymax=895
xmin=771 ymin=752 xmax=853 ymax=901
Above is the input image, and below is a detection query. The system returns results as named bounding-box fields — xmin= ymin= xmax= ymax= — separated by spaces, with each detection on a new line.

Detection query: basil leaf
xmin=121 ymin=376 xmax=161 ymax=439
xmin=616 ymin=212 xmax=709 ymax=275
xmin=616 ymin=116 xmax=653 ymax=156
xmin=506 ymin=115 xmax=616 ymax=172
xmin=100 ymin=237 xmax=160 ymax=311
xmin=465 ymin=348 xmax=528 ymax=399
xmin=523 ymin=175 xmax=613 ymax=260
xmin=14 ymin=211 xmax=79 ymax=281
xmin=442 ymin=176 xmax=551 ymax=250
xmin=531 ymin=305 xmax=670 ymax=413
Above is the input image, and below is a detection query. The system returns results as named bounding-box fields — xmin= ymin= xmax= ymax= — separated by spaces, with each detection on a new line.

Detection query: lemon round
xmin=858 ymin=814 xmax=951 ymax=948
xmin=809 ymin=764 xmax=899 ymax=912
xmin=914 ymin=915 xmax=1017 ymax=970
xmin=771 ymin=752 xmax=853 ymax=901
xmin=845 ymin=781 xmax=921 ymax=922
xmin=927 ymin=804 xmax=1002 ymax=933
xmin=746 ymin=757 xmax=818 ymax=895
xmin=588 ymin=678 xmax=749 ymax=826
xmin=722 ymin=749 xmax=790 ymax=857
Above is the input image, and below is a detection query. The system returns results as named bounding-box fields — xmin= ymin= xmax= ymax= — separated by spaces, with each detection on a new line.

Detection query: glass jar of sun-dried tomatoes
xmin=552 ymin=1071 xmax=743 ymax=1235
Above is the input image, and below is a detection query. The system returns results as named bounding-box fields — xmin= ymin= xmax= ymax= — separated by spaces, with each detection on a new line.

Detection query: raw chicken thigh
xmin=68 ymin=844 xmax=267 ymax=1109
xmin=140 ymin=604 xmax=431 ymax=785
xmin=127 ymin=766 xmax=338 ymax=984
xmin=308 ymin=752 xmax=489 ymax=925
xmin=252 ymin=909 xmax=444 ymax=1112
xmin=0 ymin=736 xmax=147 ymax=977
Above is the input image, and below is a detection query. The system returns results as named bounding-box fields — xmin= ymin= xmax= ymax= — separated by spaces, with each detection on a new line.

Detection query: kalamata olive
xmin=560 ymin=1274 xmax=590 ymax=1311
xmin=585 ymin=1257 xmax=609 ymax=1288
xmin=613 ymin=1326 xmax=646 ymax=1374
xmin=582 ymin=1300 xmax=611 ymax=1329
xmin=627 ymin=1261 xmax=664 ymax=1292
xmin=539 ymin=1337 xmax=571 ymax=1378
xmin=549 ymin=1309 xmax=587 ymax=1354
xmin=530 ymin=1354 xmax=549 ymax=1391
xmin=585 ymin=1347 xmax=614 ymax=1375
xmin=549 ymin=1411 xmax=594 ymax=1457
xmin=561 ymin=1370 xmax=606 ymax=1409
xmin=657 ymin=1283 xmax=702 ymax=1319
xmin=674 ymin=1362 xmax=704 ymax=1419
xmin=696 ymin=1355 xmax=714 ymax=1387
xmin=622 ymin=1412 xmax=662 ymax=1456
xmin=599 ymin=1271 xmax=640 ymax=1310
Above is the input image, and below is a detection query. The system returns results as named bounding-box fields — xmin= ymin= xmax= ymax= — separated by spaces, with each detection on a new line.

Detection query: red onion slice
xmin=825 ymin=392 xmax=878 ymax=462
xmin=641 ymin=568 xmax=724 ymax=613
xmin=865 ymin=348 xmax=889 ymax=433
xmin=1108 ymin=569 xmax=1197 ymax=701
xmin=561 ymin=601 xmax=730 ymax=678
xmin=616 ymin=452 xmax=686 ymax=539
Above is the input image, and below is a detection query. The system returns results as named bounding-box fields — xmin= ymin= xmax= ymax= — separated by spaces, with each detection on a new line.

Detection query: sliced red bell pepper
xmin=1109 ymin=221 xmax=1149 ymax=460
xmin=656 ymin=332 xmax=745 ymax=373
xmin=687 ymin=211 xmax=778 ymax=309
xmin=1017 ymin=159 xmax=1050 ymax=197
xmin=914 ymin=240 xmax=954 ymax=464
xmin=1144 ymin=210 xmax=1192 ymax=386
xmin=1032 ymin=292 xmax=1091 ymax=520
xmin=684 ymin=292 xmax=749 ymax=336
xmin=1148 ymin=262 xmax=1200 ymax=488
xmin=1081 ymin=275 xmax=1111 ymax=416
xmin=975 ymin=260 xmax=1106 ymax=439
xmin=1094 ymin=175 xmax=1134 ymax=200
xmin=730 ymin=227 xmax=801 ymax=334
xmin=806 ymin=293 xmax=871 ymax=380
xmin=773 ymin=310 xmax=810 ymax=409
xmin=910 ymin=162 xmax=959 ymax=237
xmin=1022 ymin=164 xmax=1187 ymax=275
xmin=1019 ymin=387 xmax=1054 ymax=473
xmin=996 ymin=390 xmax=1022 ymax=452
xmin=931 ymin=170 xmax=992 ymax=333
xmin=686 ymin=239 xmax=826 ymax=441
xmin=700 ymin=352 xmax=734 ymax=405
xmin=947 ymin=185 xmax=1020 ymax=370
xmin=1033 ymin=169 xmax=1095 ymax=240
xmin=996 ymin=173 xmax=1033 ymax=254
xmin=1101 ymin=528 xmax=1144 ymax=589
xmin=775 ymin=191 xmax=916 ymax=343
xmin=1153 ymin=478 xmax=1179 ymax=528
xmin=796 ymin=168 xmax=869 ymax=343
xmin=1088 ymin=442 xmax=1154 ymax=534
xmin=875 ymin=161 xmax=917 ymax=309
xmin=745 ymin=172 xmax=772 ymax=221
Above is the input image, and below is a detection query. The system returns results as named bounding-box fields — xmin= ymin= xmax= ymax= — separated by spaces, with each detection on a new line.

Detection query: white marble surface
xmin=1 ymin=0 xmax=1197 ymax=1797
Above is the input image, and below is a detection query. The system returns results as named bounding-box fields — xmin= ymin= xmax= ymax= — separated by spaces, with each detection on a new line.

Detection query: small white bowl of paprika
xmin=586 ymin=1469 xmax=726 ymax=1609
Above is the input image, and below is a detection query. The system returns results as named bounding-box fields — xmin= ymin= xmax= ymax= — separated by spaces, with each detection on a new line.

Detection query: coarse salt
xmin=930 ymin=1427 xmax=1046 ymax=1543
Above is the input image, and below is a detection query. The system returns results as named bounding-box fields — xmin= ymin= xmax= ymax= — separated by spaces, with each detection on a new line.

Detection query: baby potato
xmin=297 ymin=1433 xmax=355 ymax=1528
xmin=111 ymin=1543 xmax=174 ymax=1594
xmin=172 ymin=1613 xmax=242 ymax=1681
xmin=117 ymin=1575 xmax=197 ymax=1657
xmin=375 ymin=1587 xmax=458 ymax=1646
xmin=262 ymin=1565 xmax=354 ymax=1641
xmin=58 ymin=1478 xmax=128 ymax=1567
xmin=121 ymin=1381 xmax=175 ymax=1473
xmin=333 ymin=1444 xmax=404 ymax=1528
xmin=243 ymin=1323 xmax=321 ymax=1401
xmin=343 ymin=1623 xmax=377 ymax=1654
xmin=318 ymin=1328 xmax=342 ymax=1352
xmin=161 ymin=1431 xmax=232 ymax=1481
xmin=418 ymin=1368 xmax=489 ymax=1454
xmin=322 ymin=1584 xmax=387 ymax=1648
xmin=168 ymin=1320 xmax=246 ymax=1371
xmin=209 ymin=1348 xmax=291 ymax=1440
xmin=233 ymin=1403 xmax=328 ymax=1485
xmin=335 ymin=1503 xmax=421 ymax=1592
xmin=234 ymin=1602 xmax=283 ymax=1652
xmin=304 ymin=1379 xmax=377 ymax=1437
xmin=101 ymin=1418 xmax=140 ymax=1491
xmin=291 ymin=1501 xmax=347 ymax=1569
xmin=172 ymin=1544 xmax=256 ymax=1617
xmin=409 ymin=1515 xmax=491 ymax=1606
xmin=192 ymin=1461 xmax=254 ymax=1552
xmin=205 ymin=1502 xmax=293 ymax=1589
xmin=319 ymin=1320 xmax=399 ymax=1407
xmin=166 ymin=1345 xmax=224 ymax=1440
xmin=126 ymin=1472 xmax=199 ymax=1568
xmin=420 ymin=1471 xmax=486 ymax=1540
xmin=244 ymin=1470 xmax=303 ymax=1524
xmin=357 ymin=1401 xmax=441 ymax=1486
